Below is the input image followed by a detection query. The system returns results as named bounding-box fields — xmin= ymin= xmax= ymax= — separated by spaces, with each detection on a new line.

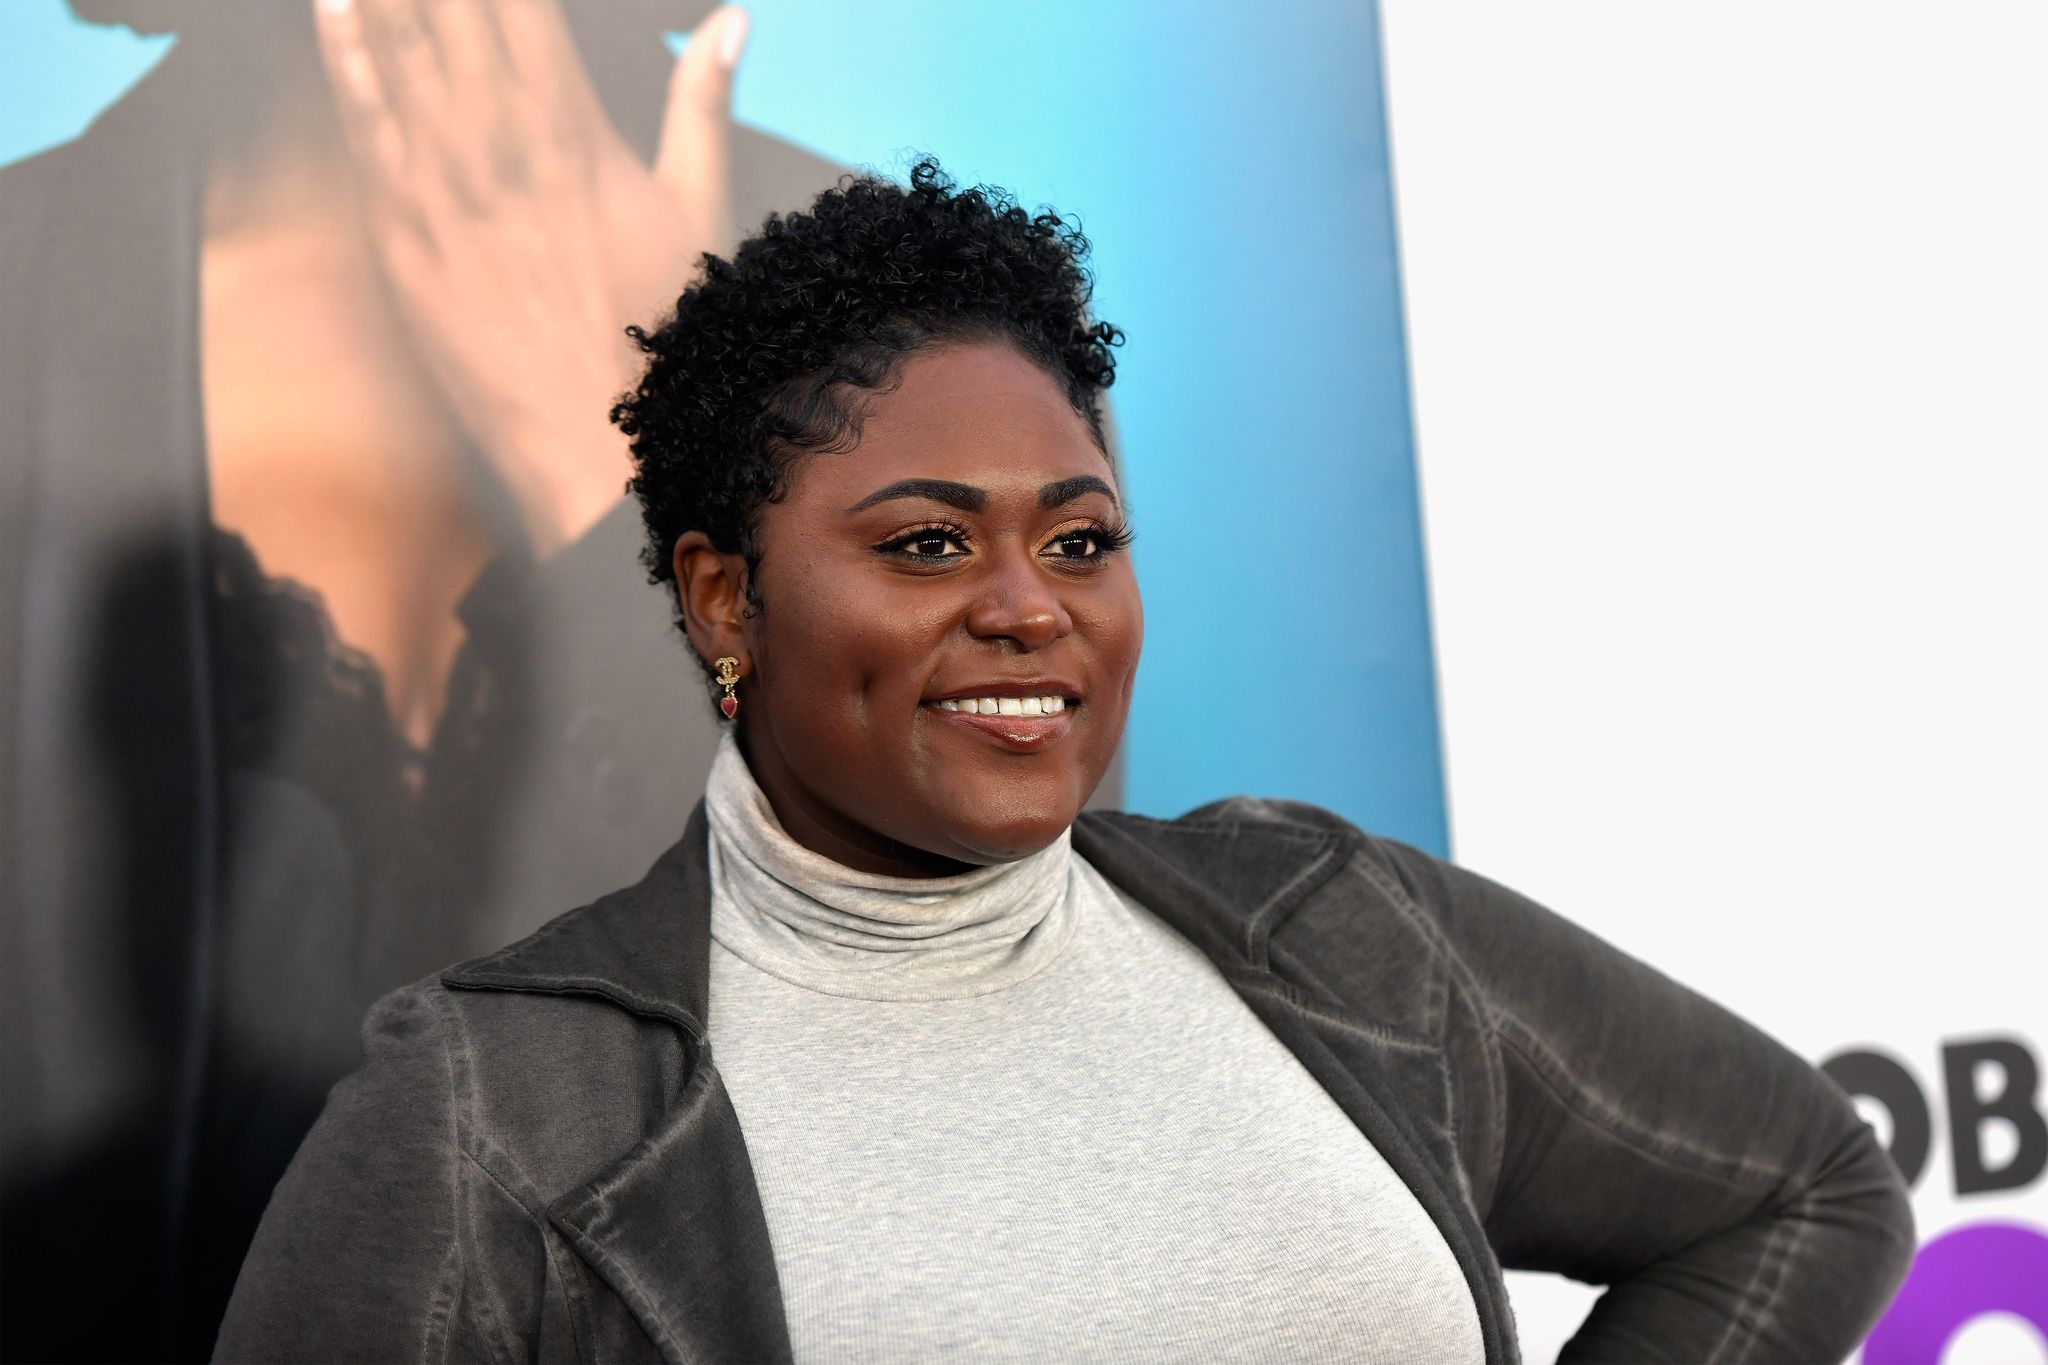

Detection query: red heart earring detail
xmin=715 ymin=656 xmax=743 ymax=720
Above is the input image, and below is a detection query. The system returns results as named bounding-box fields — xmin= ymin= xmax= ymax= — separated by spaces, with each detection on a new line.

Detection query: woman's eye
xmin=1043 ymin=519 xmax=1131 ymax=562
xmin=881 ymin=528 xmax=969 ymax=560
xmin=1049 ymin=525 xmax=1134 ymax=560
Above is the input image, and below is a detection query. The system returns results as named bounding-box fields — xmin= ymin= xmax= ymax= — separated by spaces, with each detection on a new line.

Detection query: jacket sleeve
xmin=1371 ymin=839 xmax=1915 ymax=1364
xmin=212 ymin=983 xmax=479 ymax=1364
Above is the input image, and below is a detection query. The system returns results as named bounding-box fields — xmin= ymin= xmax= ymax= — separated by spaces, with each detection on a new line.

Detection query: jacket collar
xmin=445 ymin=802 xmax=717 ymax=1043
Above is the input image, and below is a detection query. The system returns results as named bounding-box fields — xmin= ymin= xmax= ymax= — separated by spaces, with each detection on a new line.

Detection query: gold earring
xmin=714 ymin=656 xmax=743 ymax=720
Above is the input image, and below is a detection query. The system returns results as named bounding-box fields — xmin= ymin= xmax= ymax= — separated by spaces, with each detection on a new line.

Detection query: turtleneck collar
xmin=703 ymin=732 xmax=1082 ymax=1002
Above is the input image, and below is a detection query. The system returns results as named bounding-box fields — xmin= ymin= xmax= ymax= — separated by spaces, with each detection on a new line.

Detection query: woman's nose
xmin=965 ymin=557 xmax=1072 ymax=650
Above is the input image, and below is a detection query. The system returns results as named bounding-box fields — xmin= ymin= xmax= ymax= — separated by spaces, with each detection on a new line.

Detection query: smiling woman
xmin=212 ymin=161 xmax=1915 ymax=1364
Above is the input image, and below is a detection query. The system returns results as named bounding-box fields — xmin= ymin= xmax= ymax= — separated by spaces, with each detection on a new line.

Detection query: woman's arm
xmin=1372 ymin=841 xmax=1915 ymax=1364
xmin=212 ymin=985 xmax=484 ymax=1364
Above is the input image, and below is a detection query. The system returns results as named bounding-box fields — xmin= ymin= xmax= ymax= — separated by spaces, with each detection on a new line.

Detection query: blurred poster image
xmin=1 ymin=2 xmax=840 ymax=1357
xmin=7 ymin=1 xmax=1436 ymax=1358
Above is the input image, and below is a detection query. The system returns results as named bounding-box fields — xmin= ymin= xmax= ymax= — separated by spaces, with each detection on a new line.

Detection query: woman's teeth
xmin=932 ymin=696 xmax=1068 ymax=716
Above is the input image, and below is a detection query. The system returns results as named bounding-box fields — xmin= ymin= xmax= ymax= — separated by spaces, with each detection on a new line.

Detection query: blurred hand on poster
xmin=312 ymin=0 xmax=750 ymax=554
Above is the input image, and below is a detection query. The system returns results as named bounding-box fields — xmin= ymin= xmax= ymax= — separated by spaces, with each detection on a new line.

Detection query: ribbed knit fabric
xmin=704 ymin=733 xmax=1485 ymax=1363
xmin=705 ymin=740 xmax=1078 ymax=1003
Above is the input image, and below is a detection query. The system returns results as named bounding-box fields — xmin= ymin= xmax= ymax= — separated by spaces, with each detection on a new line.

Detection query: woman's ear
xmin=671 ymin=530 xmax=753 ymax=666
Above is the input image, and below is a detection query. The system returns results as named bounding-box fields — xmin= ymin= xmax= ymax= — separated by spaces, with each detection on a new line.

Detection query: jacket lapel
xmin=544 ymin=1052 xmax=791 ymax=1363
xmin=1073 ymin=811 xmax=1519 ymax=1365
xmin=443 ymin=805 xmax=792 ymax=1364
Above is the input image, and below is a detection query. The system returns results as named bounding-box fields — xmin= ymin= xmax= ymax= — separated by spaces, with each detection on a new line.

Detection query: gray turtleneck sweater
xmin=704 ymin=734 xmax=1485 ymax=1363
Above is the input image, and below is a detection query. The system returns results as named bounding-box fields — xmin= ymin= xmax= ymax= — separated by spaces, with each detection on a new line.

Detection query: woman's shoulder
xmin=1077 ymin=794 xmax=1445 ymax=888
xmin=1083 ymin=793 xmax=1360 ymax=839
xmin=338 ymin=821 xmax=707 ymax=1122
xmin=1072 ymin=795 xmax=1468 ymax=950
xmin=341 ymin=951 xmax=693 ymax=1208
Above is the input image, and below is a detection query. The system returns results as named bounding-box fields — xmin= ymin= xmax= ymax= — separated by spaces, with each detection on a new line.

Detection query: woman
xmin=214 ymin=163 xmax=1914 ymax=1363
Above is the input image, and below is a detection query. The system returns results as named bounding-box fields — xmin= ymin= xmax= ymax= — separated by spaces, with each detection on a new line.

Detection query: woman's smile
xmin=922 ymin=683 xmax=1081 ymax=753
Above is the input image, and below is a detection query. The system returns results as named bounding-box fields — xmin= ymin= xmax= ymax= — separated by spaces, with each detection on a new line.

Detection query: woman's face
xmin=727 ymin=337 xmax=1142 ymax=876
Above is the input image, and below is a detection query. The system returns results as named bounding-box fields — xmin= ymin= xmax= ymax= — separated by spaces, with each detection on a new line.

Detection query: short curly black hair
xmin=610 ymin=158 xmax=1123 ymax=671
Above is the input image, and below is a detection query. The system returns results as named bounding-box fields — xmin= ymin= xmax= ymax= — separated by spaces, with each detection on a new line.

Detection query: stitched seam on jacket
xmin=1236 ymin=972 xmax=1440 ymax=1052
xmin=439 ymin=1003 xmax=565 ymax=1365
xmin=423 ymin=1238 xmax=463 ymax=1365
xmin=1343 ymin=852 xmax=1510 ymax=1191
xmin=422 ymin=988 xmax=474 ymax=1365
xmin=555 ymin=1218 xmax=692 ymax=1365
xmin=464 ymin=1149 xmax=544 ymax=1215
xmin=1437 ymin=1037 xmax=1474 ymax=1205
xmin=1704 ymin=1197 xmax=1811 ymax=1363
xmin=1348 ymin=848 xmax=1792 ymax=1190
xmin=462 ymin=1132 xmax=548 ymax=1215
xmin=458 ymin=1125 xmax=604 ymax=1365
xmin=444 ymin=973 xmax=706 ymax=1039
xmin=455 ymin=1152 xmax=529 ymax=1365
xmin=535 ymin=1229 xmax=594 ymax=1365
xmin=1495 ymin=1021 xmax=1786 ymax=1189
xmin=1441 ymin=985 xmax=1492 ymax=1211
xmin=1245 ymin=831 xmax=1351 ymax=964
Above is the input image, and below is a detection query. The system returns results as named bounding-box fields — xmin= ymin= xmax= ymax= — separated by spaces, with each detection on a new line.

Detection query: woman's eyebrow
xmin=845 ymin=479 xmax=987 ymax=514
xmin=844 ymin=474 xmax=1118 ymax=516
xmin=1038 ymin=475 xmax=1118 ymax=509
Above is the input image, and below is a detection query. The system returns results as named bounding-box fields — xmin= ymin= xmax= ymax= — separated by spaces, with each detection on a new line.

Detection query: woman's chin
xmin=898 ymin=765 xmax=1098 ymax=867
xmin=934 ymin=809 xmax=1079 ymax=867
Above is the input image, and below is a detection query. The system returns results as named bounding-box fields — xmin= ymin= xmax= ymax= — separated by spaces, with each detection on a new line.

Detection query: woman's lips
xmin=922 ymin=698 xmax=1077 ymax=753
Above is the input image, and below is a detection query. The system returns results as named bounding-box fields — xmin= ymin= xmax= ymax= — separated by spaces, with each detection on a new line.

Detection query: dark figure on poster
xmin=0 ymin=2 xmax=841 ymax=1358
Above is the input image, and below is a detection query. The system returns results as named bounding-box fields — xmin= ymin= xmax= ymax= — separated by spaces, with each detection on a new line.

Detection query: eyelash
xmin=875 ymin=518 xmax=1135 ymax=565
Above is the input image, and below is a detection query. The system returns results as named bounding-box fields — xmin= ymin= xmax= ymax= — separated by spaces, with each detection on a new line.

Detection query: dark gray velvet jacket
xmin=213 ymin=798 xmax=1914 ymax=1364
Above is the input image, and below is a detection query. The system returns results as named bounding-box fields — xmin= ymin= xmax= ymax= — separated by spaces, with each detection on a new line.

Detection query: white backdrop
xmin=1380 ymin=3 xmax=2048 ymax=1361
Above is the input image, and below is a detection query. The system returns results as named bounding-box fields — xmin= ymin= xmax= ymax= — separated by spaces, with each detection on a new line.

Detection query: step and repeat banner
xmin=1381 ymin=3 xmax=2046 ymax=1362
xmin=2 ymin=1 xmax=2039 ymax=1361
